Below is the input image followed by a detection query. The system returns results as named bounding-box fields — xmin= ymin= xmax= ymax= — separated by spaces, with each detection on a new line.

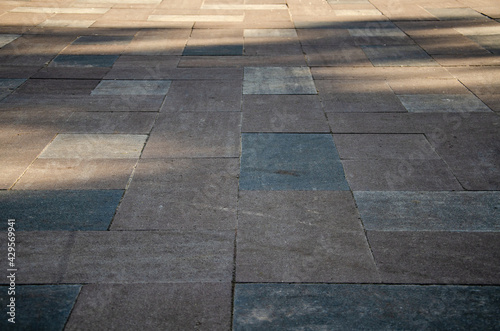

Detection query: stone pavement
xmin=0 ymin=0 xmax=499 ymax=329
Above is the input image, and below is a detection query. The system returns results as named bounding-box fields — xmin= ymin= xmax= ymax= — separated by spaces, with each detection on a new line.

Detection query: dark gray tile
xmin=142 ymin=112 xmax=241 ymax=158
xmin=91 ymin=80 xmax=171 ymax=96
xmin=240 ymin=133 xmax=350 ymax=190
xmin=328 ymin=113 xmax=419 ymax=133
xmin=11 ymin=79 xmax=99 ymax=95
xmin=398 ymin=94 xmax=491 ymax=112
xmin=362 ymin=45 xmax=438 ymax=66
xmin=1 ymin=231 xmax=234 ymax=283
xmin=183 ymin=45 xmax=243 ymax=55
xmin=317 ymin=80 xmax=407 ymax=113
xmin=343 ymin=159 xmax=463 ymax=191
xmin=104 ymin=67 xmax=243 ymax=80
xmin=0 ymin=285 xmax=81 ymax=331
xmin=50 ymin=55 xmax=119 ymax=68
xmin=303 ymin=45 xmax=372 ymax=66
xmin=162 ymin=80 xmax=241 ymax=112
xmin=236 ymin=191 xmax=379 ymax=282
xmin=72 ymin=35 xmax=134 ymax=45
xmin=112 ymin=158 xmax=239 ymax=230
xmin=354 ymin=191 xmax=500 ymax=231
xmin=368 ymin=231 xmax=500 ymax=284
xmin=66 ymin=283 xmax=231 ymax=331
xmin=61 ymin=112 xmax=156 ymax=133
xmin=242 ymin=95 xmax=329 ymax=132
xmin=0 ymin=190 xmax=123 ymax=231
xmin=233 ymin=284 xmax=500 ymax=330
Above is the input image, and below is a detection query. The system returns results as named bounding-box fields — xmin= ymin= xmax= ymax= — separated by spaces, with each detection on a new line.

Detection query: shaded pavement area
xmin=0 ymin=0 xmax=499 ymax=329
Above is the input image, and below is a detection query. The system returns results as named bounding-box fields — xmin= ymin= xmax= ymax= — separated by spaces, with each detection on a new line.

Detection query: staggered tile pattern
xmin=0 ymin=0 xmax=499 ymax=329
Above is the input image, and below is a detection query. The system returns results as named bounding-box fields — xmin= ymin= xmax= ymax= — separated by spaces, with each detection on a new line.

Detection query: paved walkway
xmin=1 ymin=0 xmax=500 ymax=329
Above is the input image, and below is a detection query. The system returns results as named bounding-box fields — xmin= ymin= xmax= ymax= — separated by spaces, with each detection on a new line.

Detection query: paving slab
xmin=243 ymin=40 xmax=303 ymax=56
xmin=91 ymin=79 xmax=171 ymax=95
xmin=242 ymin=94 xmax=329 ymax=132
xmin=342 ymin=159 xmax=463 ymax=191
xmin=0 ymin=78 xmax=25 ymax=100
xmin=243 ymin=66 xmax=317 ymax=94
xmin=236 ymin=191 xmax=379 ymax=282
xmin=0 ymin=34 xmax=20 ymax=48
xmin=296 ymin=28 xmax=354 ymax=45
xmin=105 ymin=67 xmax=242 ymax=80
xmin=50 ymin=54 xmax=119 ymax=67
xmin=14 ymin=159 xmax=137 ymax=190
xmin=142 ymin=112 xmax=241 ymax=158
xmin=124 ymin=29 xmax=190 ymax=55
xmin=368 ymin=231 xmax=500 ymax=284
xmin=244 ymin=29 xmax=297 ymax=38
xmin=12 ymin=78 xmax=99 ymax=95
xmin=61 ymin=111 xmax=156 ymax=133
xmin=398 ymin=94 xmax=492 ymax=112
xmin=38 ymin=19 xmax=96 ymax=28
xmin=303 ymin=45 xmax=372 ymax=66
xmin=65 ymin=283 xmax=232 ymax=331
xmin=362 ymin=45 xmax=438 ymax=66
xmin=466 ymin=34 xmax=500 ymax=55
xmin=1 ymin=230 xmax=234 ymax=283
xmin=112 ymin=158 xmax=239 ymax=230
xmin=426 ymin=7 xmax=489 ymax=21
xmin=333 ymin=133 xmax=440 ymax=160
xmin=233 ymin=284 xmax=500 ymax=330
xmin=0 ymin=285 xmax=81 ymax=331
xmin=328 ymin=113 xmax=419 ymax=133
xmin=0 ymin=190 xmax=123 ymax=231
xmin=354 ymin=191 xmax=500 ymax=231
xmin=162 ymin=80 xmax=241 ymax=111
xmin=317 ymin=80 xmax=406 ymax=112
xmin=178 ymin=55 xmax=307 ymax=67
xmin=239 ymin=133 xmax=350 ymax=190
xmin=32 ymin=67 xmax=111 ymax=79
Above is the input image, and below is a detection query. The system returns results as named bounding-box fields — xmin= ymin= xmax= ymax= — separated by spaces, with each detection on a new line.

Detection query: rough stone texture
xmin=233 ymin=284 xmax=500 ymax=330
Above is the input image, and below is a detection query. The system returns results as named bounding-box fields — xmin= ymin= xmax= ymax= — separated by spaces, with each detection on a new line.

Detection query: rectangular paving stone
xmin=0 ymin=78 xmax=25 ymax=100
xmin=328 ymin=113 xmax=419 ymax=133
xmin=244 ymin=29 xmax=297 ymax=38
xmin=297 ymin=28 xmax=354 ymax=45
xmin=178 ymin=55 xmax=307 ymax=67
xmin=14 ymin=159 xmax=137 ymax=190
xmin=183 ymin=45 xmax=243 ymax=56
xmin=426 ymin=8 xmax=488 ymax=21
xmin=240 ymin=133 xmax=350 ymax=190
xmin=72 ymin=35 xmax=134 ymax=45
xmin=242 ymin=95 xmax=329 ymax=132
xmin=32 ymin=67 xmax=111 ymax=79
xmin=50 ymin=55 xmax=119 ymax=68
xmin=467 ymin=34 xmax=500 ymax=55
xmin=233 ymin=284 xmax=500 ymax=330
xmin=317 ymin=80 xmax=406 ymax=112
xmin=354 ymin=191 xmax=500 ymax=231
xmin=0 ymin=34 xmax=20 ymax=48
xmin=148 ymin=15 xmax=244 ymax=22
xmin=61 ymin=112 xmax=156 ymax=133
xmin=342 ymin=159 xmax=463 ymax=191
xmin=12 ymin=79 xmax=100 ymax=95
xmin=91 ymin=80 xmax=171 ymax=95
xmin=142 ymin=112 xmax=241 ymax=158
xmin=243 ymin=67 xmax=317 ymax=94
xmin=162 ymin=80 xmax=241 ymax=111
xmin=0 ymin=230 xmax=234 ymax=283
xmin=11 ymin=7 xmax=110 ymax=14
xmin=65 ymin=283 xmax=231 ymax=330
xmin=368 ymin=231 xmax=500 ymax=284
xmin=398 ymin=94 xmax=492 ymax=112
xmin=236 ymin=191 xmax=379 ymax=282
xmin=333 ymin=134 xmax=441 ymax=160
xmin=362 ymin=45 xmax=438 ymax=66
xmin=303 ymin=45 xmax=372 ymax=66
xmin=112 ymin=158 xmax=238 ymax=230
xmin=0 ymin=190 xmax=123 ymax=231
xmin=39 ymin=19 xmax=96 ymax=28
xmin=0 ymin=285 xmax=81 ymax=331
xmin=243 ymin=41 xmax=303 ymax=56
xmin=39 ymin=134 xmax=147 ymax=159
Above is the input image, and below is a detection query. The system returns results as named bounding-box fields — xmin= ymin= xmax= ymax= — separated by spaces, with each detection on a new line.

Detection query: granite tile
xmin=0 ymin=34 xmax=20 ymax=48
xmin=328 ymin=113 xmax=419 ymax=133
xmin=244 ymin=29 xmax=297 ymax=38
xmin=426 ymin=8 xmax=488 ymax=21
xmin=38 ymin=19 xmax=96 ymax=28
xmin=32 ymin=67 xmax=111 ymax=79
xmin=242 ymin=95 xmax=329 ymax=132
xmin=178 ymin=55 xmax=307 ymax=67
xmin=142 ymin=112 xmax=241 ymax=158
xmin=398 ymin=94 xmax=492 ymax=112
xmin=354 ymin=191 xmax=500 ymax=231
xmin=105 ymin=67 xmax=242 ymax=80
xmin=0 ymin=285 xmax=80 ymax=331
xmin=296 ymin=28 xmax=354 ymax=45
xmin=362 ymin=45 xmax=438 ymax=66
xmin=61 ymin=112 xmax=156 ymax=133
xmin=333 ymin=134 xmax=441 ymax=160
xmin=368 ymin=231 xmax=500 ymax=284
xmin=92 ymin=80 xmax=171 ymax=95
xmin=243 ymin=41 xmax=303 ymax=56
xmin=124 ymin=29 xmax=190 ymax=55
xmin=50 ymin=55 xmax=119 ymax=68
xmin=240 ymin=133 xmax=350 ymax=190
xmin=342 ymin=159 xmax=463 ymax=191
xmin=162 ymin=80 xmax=241 ymax=111
xmin=12 ymin=79 xmax=99 ymax=95
xmin=0 ymin=190 xmax=123 ymax=231
xmin=0 ymin=230 xmax=234 ymax=283
xmin=14 ymin=158 xmax=136 ymax=190
xmin=466 ymin=34 xmax=500 ymax=55
xmin=72 ymin=35 xmax=134 ymax=45
xmin=243 ymin=67 xmax=317 ymax=94
xmin=303 ymin=45 xmax=372 ymax=66
xmin=66 ymin=283 xmax=231 ymax=331
xmin=112 ymin=158 xmax=238 ymax=230
xmin=317 ymin=80 xmax=406 ymax=112
xmin=233 ymin=284 xmax=500 ymax=330
xmin=237 ymin=191 xmax=379 ymax=282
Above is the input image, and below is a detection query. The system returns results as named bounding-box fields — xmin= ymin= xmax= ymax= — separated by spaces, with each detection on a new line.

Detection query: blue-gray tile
xmin=240 ymin=133 xmax=350 ymax=190
xmin=233 ymin=284 xmax=500 ymax=330
xmin=355 ymin=191 xmax=500 ymax=231
xmin=183 ymin=45 xmax=243 ymax=56
xmin=50 ymin=55 xmax=119 ymax=68
xmin=0 ymin=285 xmax=81 ymax=331
xmin=0 ymin=190 xmax=123 ymax=231
xmin=397 ymin=94 xmax=491 ymax=112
